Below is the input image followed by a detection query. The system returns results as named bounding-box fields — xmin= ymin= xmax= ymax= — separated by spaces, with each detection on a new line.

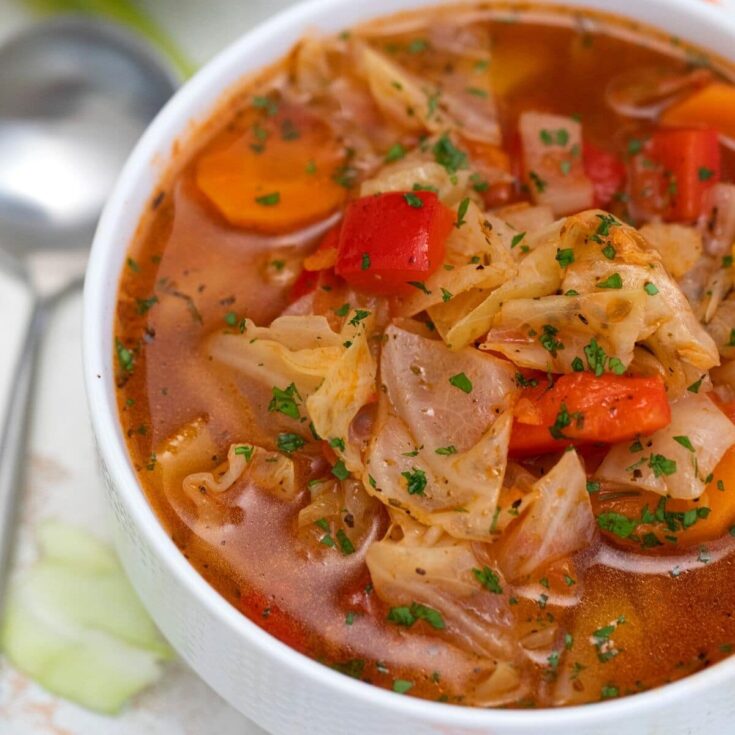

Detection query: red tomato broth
xmin=115 ymin=5 xmax=735 ymax=709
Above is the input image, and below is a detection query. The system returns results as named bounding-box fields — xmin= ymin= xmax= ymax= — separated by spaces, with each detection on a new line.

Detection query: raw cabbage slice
xmin=1 ymin=521 xmax=171 ymax=714
xmin=496 ymin=450 xmax=595 ymax=581
xmin=595 ymin=394 xmax=735 ymax=499
xmin=365 ymin=324 xmax=517 ymax=539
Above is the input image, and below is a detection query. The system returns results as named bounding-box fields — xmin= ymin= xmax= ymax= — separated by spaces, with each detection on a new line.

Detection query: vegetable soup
xmin=115 ymin=3 xmax=735 ymax=708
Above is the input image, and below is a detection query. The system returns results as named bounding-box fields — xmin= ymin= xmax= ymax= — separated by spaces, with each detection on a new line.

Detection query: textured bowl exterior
xmin=84 ymin=1 xmax=735 ymax=733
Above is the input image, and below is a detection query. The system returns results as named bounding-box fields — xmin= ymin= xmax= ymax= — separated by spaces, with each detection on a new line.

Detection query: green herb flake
xmin=385 ymin=143 xmax=406 ymax=162
xmin=449 ymin=372 xmax=473 ymax=393
xmin=392 ymin=679 xmax=414 ymax=694
xmin=255 ymin=191 xmax=280 ymax=207
xmin=336 ymin=529 xmax=355 ymax=555
xmin=472 ymin=566 xmax=503 ymax=593
xmin=673 ymin=435 xmax=695 ymax=452
xmin=644 ymin=281 xmax=659 ymax=296
xmin=277 ymin=433 xmax=306 ymax=454
xmin=596 ymin=272 xmax=623 ymax=289
xmin=455 ymin=197 xmax=470 ymax=229
xmin=435 ymin=445 xmax=457 ymax=455
xmin=234 ymin=445 xmax=254 ymax=461
xmin=432 ymin=134 xmax=467 ymax=174
xmin=556 ymin=248 xmax=575 ymax=268
xmin=401 ymin=467 xmax=427 ymax=496
xmin=332 ymin=460 xmax=350 ymax=481
xmin=698 ymin=166 xmax=715 ymax=181
xmin=268 ymin=383 xmax=301 ymax=419
xmin=511 ymin=231 xmax=526 ymax=249
xmin=403 ymin=192 xmax=424 ymax=208
xmin=361 ymin=253 xmax=371 ymax=271
xmin=115 ymin=339 xmax=134 ymax=374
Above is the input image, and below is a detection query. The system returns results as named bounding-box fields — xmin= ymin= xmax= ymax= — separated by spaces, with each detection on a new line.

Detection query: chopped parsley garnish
xmin=473 ymin=566 xmax=503 ymax=593
xmin=136 ymin=295 xmax=158 ymax=314
xmin=688 ymin=377 xmax=703 ymax=394
xmin=252 ymin=95 xmax=279 ymax=116
xmin=673 ymin=435 xmax=695 ymax=452
xmin=602 ymin=243 xmax=616 ymax=260
xmin=649 ymin=453 xmax=677 ymax=477
xmin=440 ymin=287 xmax=453 ymax=302
xmin=401 ymin=467 xmax=427 ymax=496
xmin=403 ymin=192 xmax=424 ymax=208
xmin=407 ymin=37 xmax=428 ymax=53
xmin=511 ymin=232 xmax=526 ymax=249
xmin=334 ymin=303 xmax=350 ymax=317
xmin=361 ymin=253 xmax=371 ymax=270
xmin=455 ymin=197 xmax=470 ymax=228
xmin=385 ymin=143 xmax=406 ymax=162
xmin=332 ymin=459 xmax=350 ymax=481
xmin=539 ymin=324 xmax=564 ymax=357
xmin=449 ymin=372 xmax=473 ymax=393
xmin=529 ymin=170 xmax=547 ymax=193
xmin=408 ymin=280 xmax=431 ymax=295
xmin=329 ymin=437 xmax=346 ymax=452
xmin=255 ymin=191 xmax=280 ymax=206
xmin=549 ymin=403 xmax=572 ymax=440
xmin=597 ymin=512 xmax=638 ymax=538
xmin=115 ymin=338 xmax=134 ymax=373
xmin=387 ymin=602 xmax=445 ymax=630
xmin=435 ymin=445 xmax=457 ymax=455
xmin=571 ymin=357 xmax=584 ymax=372
xmin=336 ymin=529 xmax=355 ymax=555
xmin=126 ymin=257 xmax=140 ymax=273
xmin=595 ymin=213 xmax=620 ymax=237
xmin=432 ymin=134 xmax=467 ymax=173
xmin=234 ymin=445 xmax=254 ymax=460
xmin=268 ymin=383 xmax=301 ymax=419
xmin=586 ymin=480 xmax=600 ymax=494
xmin=540 ymin=128 xmax=570 ymax=146
xmin=596 ymin=272 xmax=623 ymax=289
xmin=644 ymin=281 xmax=659 ymax=296
xmin=698 ymin=166 xmax=715 ymax=181
xmin=277 ymin=433 xmax=305 ymax=454
xmin=392 ymin=679 xmax=414 ymax=694
xmin=348 ymin=309 xmax=371 ymax=327
xmin=515 ymin=372 xmax=538 ymax=388
xmin=556 ymin=248 xmax=575 ymax=268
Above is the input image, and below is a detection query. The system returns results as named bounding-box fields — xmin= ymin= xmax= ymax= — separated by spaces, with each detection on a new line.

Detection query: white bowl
xmin=84 ymin=1 xmax=735 ymax=733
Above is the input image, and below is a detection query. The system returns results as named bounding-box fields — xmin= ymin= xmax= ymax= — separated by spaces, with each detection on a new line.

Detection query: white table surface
xmin=0 ymin=1 xmax=294 ymax=733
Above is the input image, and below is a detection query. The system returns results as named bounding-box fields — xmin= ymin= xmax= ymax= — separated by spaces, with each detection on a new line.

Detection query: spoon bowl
xmin=0 ymin=17 xmax=177 ymax=256
xmin=0 ymin=16 xmax=176 ymax=599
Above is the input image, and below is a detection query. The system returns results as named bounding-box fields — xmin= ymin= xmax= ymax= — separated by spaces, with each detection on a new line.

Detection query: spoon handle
xmin=0 ymin=283 xmax=42 ymax=596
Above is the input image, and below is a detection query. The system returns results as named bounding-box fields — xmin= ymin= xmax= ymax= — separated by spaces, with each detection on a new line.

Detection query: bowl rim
xmin=84 ymin=0 xmax=735 ymax=727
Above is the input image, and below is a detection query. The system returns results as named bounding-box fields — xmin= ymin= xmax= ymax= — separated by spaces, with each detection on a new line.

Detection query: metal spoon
xmin=0 ymin=17 xmax=177 ymax=590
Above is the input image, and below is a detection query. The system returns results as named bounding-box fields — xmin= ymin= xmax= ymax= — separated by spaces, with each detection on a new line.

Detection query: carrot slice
xmin=196 ymin=102 xmax=347 ymax=233
xmin=661 ymin=82 xmax=735 ymax=140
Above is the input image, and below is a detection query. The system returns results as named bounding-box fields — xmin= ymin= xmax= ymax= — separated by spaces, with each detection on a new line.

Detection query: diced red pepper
xmin=335 ymin=191 xmax=453 ymax=295
xmin=509 ymin=373 xmax=671 ymax=457
xmin=583 ymin=142 xmax=626 ymax=208
xmin=628 ymin=127 xmax=720 ymax=222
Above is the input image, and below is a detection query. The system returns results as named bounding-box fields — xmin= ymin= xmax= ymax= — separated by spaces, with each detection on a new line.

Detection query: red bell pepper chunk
xmin=628 ymin=127 xmax=720 ymax=222
xmin=335 ymin=191 xmax=453 ymax=295
xmin=583 ymin=142 xmax=626 ymax=208
xmin=509 ymin=373 xmax=671 ymax=457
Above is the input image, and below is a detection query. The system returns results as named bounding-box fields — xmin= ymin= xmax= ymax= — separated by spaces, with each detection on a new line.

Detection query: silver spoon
xmin=0 ymin=17 xmax=177 ymax=590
